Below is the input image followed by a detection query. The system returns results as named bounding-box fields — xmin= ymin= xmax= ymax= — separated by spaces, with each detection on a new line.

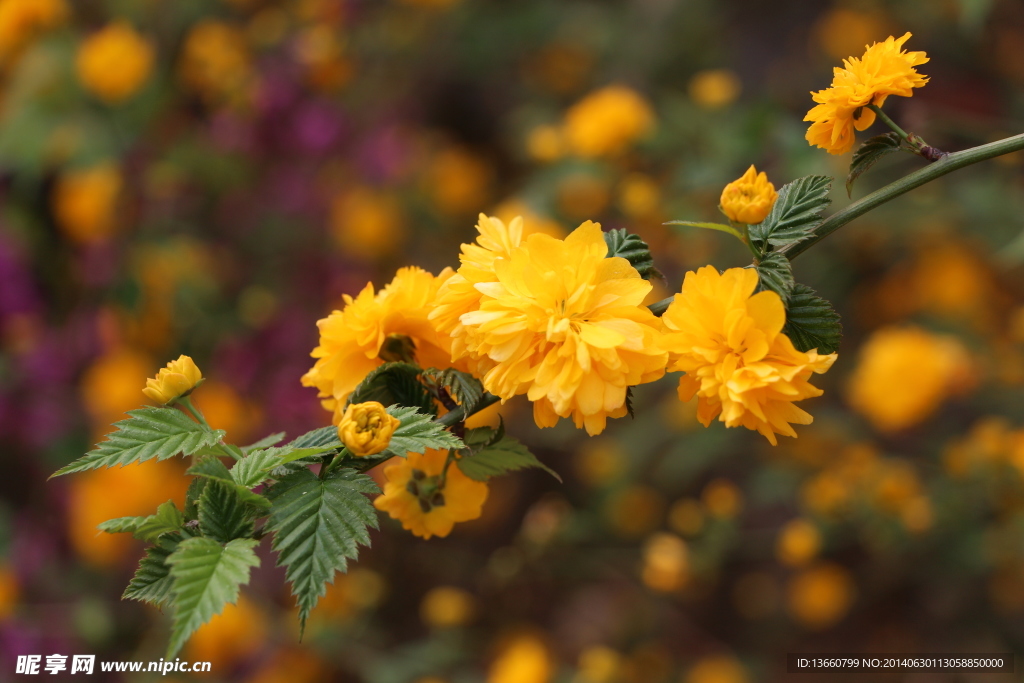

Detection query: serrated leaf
xmin=462 ymin=419 xmax=505 ymax=451
xmin=752 ymin=251 xmax=795 ymax=301
xmin=749 ymin=175 xmax=832 ymax=250
xmin=165 ymin=537 xmax=260 ymax=658
xmin=267 ymin=468 xmax=379 ymax=634
xmin=422 ymin=368 xmax=484 ymax=415
xmin=385 ymin=405 xmax=464 ymax=456
xmin=123 ymin=540 xmax=178 ymax=606
xmin=230 ymin=446 xmax=332 ymax=489
xmin=456 ymin=436 xmax=561 ymax=482
xmin=243 ymin=432 xmax=286 ymax=453
xmin=192 ymin=443 xmax=245 ymax=460
xmin=97 ymin=516 xmax=147 ymax=534
xmin=199 ymin=480 xmax=255 ymax=543
xmin=603 ymin=228 xmax=662 ymax=280
xmin=51 ymin=407 xmax=226 ymax=477
xmin=665 ymin=220 xmax=746 ymax=243
xmin=184 ymin=476 xmax=207 ymax=521
xmin=783 ymin=283 xmax=843 ymax=354
xmin=187 ymin=457 xmax=271 ymax=509
xmin=287 ymin=427 xmax=342 ymax=450
xmin=133 ymin=501 xmax=185 ymax=543
xmin=347 ymin=362 xmax=436 ymax=415
xmin=847 ymin=132 xmax=902 ymax=197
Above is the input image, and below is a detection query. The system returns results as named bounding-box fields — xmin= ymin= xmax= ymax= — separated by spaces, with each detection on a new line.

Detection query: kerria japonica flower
xmin=720 ymin=165 xmax=778 ymax=225
xmin=805 ymin=32 xmax=928 ymax=155
xmin=142 ymin=355 xmax=203 ymax=405
xmin=437 ymin=219 xmax=666 ymax=435
xmin=337 ymin=401 xmax=400 ymax=457
xmin=659 ymin=266 xmax=836 ymax=445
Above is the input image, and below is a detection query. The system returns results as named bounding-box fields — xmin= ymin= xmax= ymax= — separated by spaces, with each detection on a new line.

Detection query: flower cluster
xmin=805 ymin=32 xmax=928 ymax=155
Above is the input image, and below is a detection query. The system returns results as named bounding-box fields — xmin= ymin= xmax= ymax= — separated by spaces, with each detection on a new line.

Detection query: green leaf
xmin=421 ymin=368 xmax=484 ymax=415
xmin=267 ymin=468 xmax=379 ymax=634
xmin=187 ymin=457 xmax=271 ymax=509
xmin=347 ymin=362 xmax=436 ymax=415
xmin=230 ymin=446 xmax=332 ymax=489
xmin=749 ymin=175 xmax=832 ymax=250
xmin=51 ymin=407 xmax=226 ymax=477
xmin=97 ymin=516 xmax=147 ymax=534
xmin=456 ymin=435 xmax=561 ymax=482
xmin=199 ymin=480 xmax=255 ymax=543
xmin=752 ymin=251 xmax=795 ymax=301
xmin=165 ymin=537 xmax=260 ymax=658
xmin=243 ymin=432 xmax=286 ymax=453
xmin=385 ymin=405 xmax=464 ymax=457
xmin=133 ymin=501 xmax=185 ymax=543
xmin=462 ymin=420 xmax=505 ymax=451
xmin=603 ymin=228 xmax=662 ymax=280
xmin=123 ymin=540 xmax=178 ymax=606
xmin=184 ymin=476 xmax=207 ymax=521
xmin=665 ymin=220 xmax=746 ymax=243
xmin=192 ymin=443 xmax=245 ymax=460
xmin=287 ymin=427 xmax=342 ymax=450
xmin=783 ymin=283 xmax=843 ymax=354
xmin=846 ymin=132 xmax=902 ymax=197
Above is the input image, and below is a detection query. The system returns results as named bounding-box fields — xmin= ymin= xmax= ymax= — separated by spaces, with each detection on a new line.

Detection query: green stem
xmin=646 ymin=132 xmax=1024 ymax=315
xmin=867 ymin=104 xmax=916 ymax=147
xmin=176 ymin=395 xmax=242 ymax=461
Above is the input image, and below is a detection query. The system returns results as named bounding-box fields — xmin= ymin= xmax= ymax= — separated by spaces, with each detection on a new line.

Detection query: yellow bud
xmin=338 ymin=401 xmax=400 ymax=457
xmin=719 ymin=165 xmax=777 ymax=225
xmin=142 ymin=355 xmax=203 ymax=404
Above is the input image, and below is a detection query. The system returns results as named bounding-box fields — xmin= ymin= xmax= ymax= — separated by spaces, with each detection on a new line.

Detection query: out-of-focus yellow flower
xmin=787 ymin=562 xmax=854 ymax=629
xmin=193 ymin=380 xmax=255 ymax=444
xmin=0 ymin=0 xmax=66 ymax=62
xmin=302 ymin=568 xmax=385 ymax=635
xmin=420 ymin=586 xmax=475 ymax=628
xmin=702 ymin=479 xmax=743 ymax=519
xmin=142 ymin=355 xmax=203 ymax=405
xmin=294 ymin=23 xmax=353 ymax=92
xmin=618 ymin=173 xmax=661 ymax=219
xmin=686 ymin=656 xmax=750 ymax=683
xmin=303 ymin=267 xmax=466 ymax=421
xmin=814 ymin=9 xmax=889 ymax=61
xmin=330 ymin=187 xmax=405 ymax=261
xmin=801 ymin=472 xmax=850 ymax=517
xmin=245 ymin=648 xmax=327 ymax=683
xmin=187 ymin=596 xmax=267 ymax=669
xmin=76 ymin=22 xmax=154 ymax=103
xmin=641 ymin=533 xmax=689 ymax=592
xmin=564 ymin=85 xmax=654 ymax=158
xmin=846 ymin=325 xmax=972 ymax=432
xmin=179 ymin=20 xmax=251 ymax=106
xmin=719 ymin=165 xmax=777 ymax=225
xmin=67 ymin=460 xmax=189 ymax=567
xmin=557 ymin=173 xmax=610 ymax=220
xmin=338 ymin=401 xmax=400 ymax=457
xmin=526 ymin=124 xmax=564 ymax=162
xmin=575 ymin=646 xmax=622 ymax=683
xmin=660 ymin=266 xmax=837 ymax=445
xmin=488 ymin=634 xmax=552 ymax=683
xmin=374 ymin=448 xmax=488 ymax=539
xmin=574 ymin=438 xmax=625 ymax=488
xmin=605 ymin=485 xmax=665 ymax=539
xmin=451 ymin=221 xmax=667 ymax=435
xmin=80 ymin=347 xmax=153 ymax=428
xmin=776 ymin=518 xmax=821 ymax=567
xmin=688 ymin=68 xmax=741 ymax=109
xmin=427 ymin=146 xmax=493 ymax=215
xmin=805 ymin=33 xmax=928 ymax=155
xmin=54 ymin=163 xmax=122 ymax=244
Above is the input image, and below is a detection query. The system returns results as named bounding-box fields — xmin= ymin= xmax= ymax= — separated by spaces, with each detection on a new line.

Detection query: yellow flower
xmin=660 ymin=266 xmax=837 ymax=445
xmin=420 ymin=586 xmax=475 ymax=628
xmin=302 ymin=267 xmax=465 ymax=422
xmin=805 ymin=32 xmax=928 ymax=155
xmin=787 ymin=562 xmax=854 ymax=629
xmin=686 ymin=656 xmax=750 ymax=683
xmin=179 ymin=20 xmax=251 ymax=106
xmin=641 ymin=532 xmax=689 ymax=592
xmin=776 ymin=518 xmax=821 ymax=567
xmin=488 ymin=634 xmax=552 ymax=683
xmin=76 ymin=22 xmax=154 ymax=103
xmin=688 ymin=68 xmax=741 ymax=109
xmin=373 ymin=447 xmax=488 ymax=539
xmin=450 ymin=221 xmax=667 ymax=435
xmin=563 ymin=84 xmax=654 ymax=158
xmin=846 ymin=325 xmax=972 ymax=432
xmin=54 ymin=163 xmax=122 ymax=244
xmin=329 ymin=186 xmax=404 ymax=260
xmin=426 ymin=146 xmax=493 ymax=215
xmin=142 ymin=354 xmax=203 ymax=404
xmin=337 ymin=401 xmax=400 ymax=457
xmin=0 ymin=0 xmax=67 ymax=61
xmin=719 ymin=165 xmax=777 ymax=225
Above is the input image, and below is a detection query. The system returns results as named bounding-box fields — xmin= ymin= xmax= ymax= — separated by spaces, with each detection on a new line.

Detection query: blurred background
xmin=2 ymin=0 xmax=1024 ymax=680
